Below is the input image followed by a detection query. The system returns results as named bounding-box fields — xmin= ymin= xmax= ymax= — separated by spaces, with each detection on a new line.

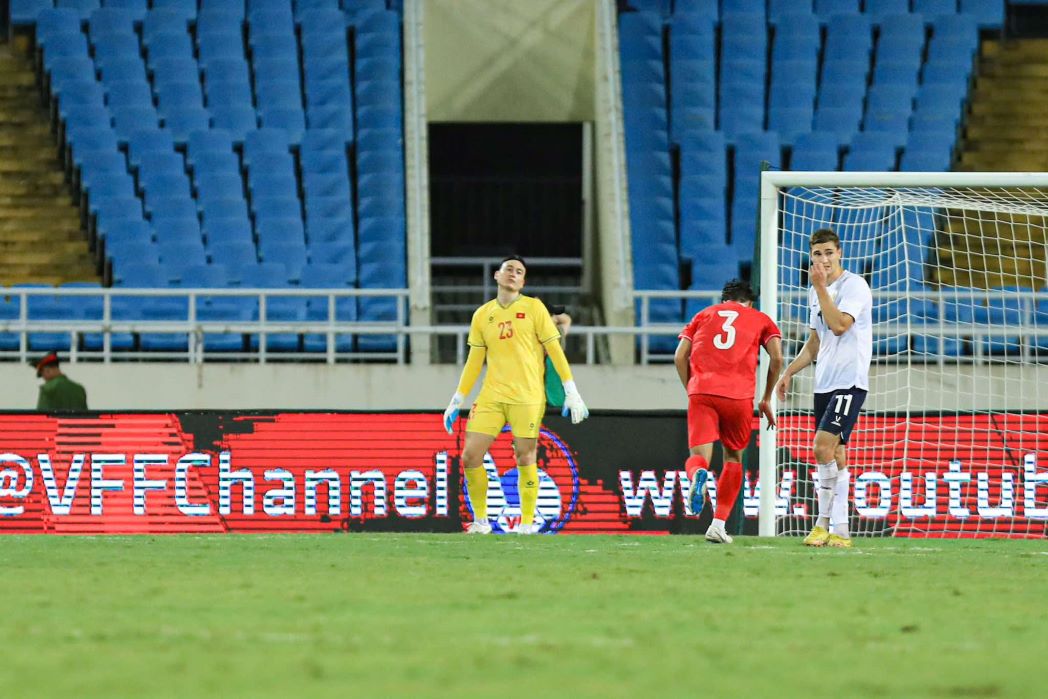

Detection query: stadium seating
xmin=12 ymin=1 xmax=408 ymax=355
xmin=618 ymin=0 xmax=1001 ymax=354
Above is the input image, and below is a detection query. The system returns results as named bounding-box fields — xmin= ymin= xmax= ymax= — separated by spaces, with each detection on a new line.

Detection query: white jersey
xmin=807 ymin=270 xmax=873 ymax=393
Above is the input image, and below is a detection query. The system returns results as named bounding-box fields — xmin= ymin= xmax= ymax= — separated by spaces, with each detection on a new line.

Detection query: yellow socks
xmin=464 ymin=466 xmax=489 ymax=521
xmin=518 ymin=464 xmax=538 ymax=525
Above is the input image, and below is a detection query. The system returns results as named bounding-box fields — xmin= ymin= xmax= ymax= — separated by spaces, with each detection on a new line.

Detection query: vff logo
xmin=463 ymin=427 xmax=580 ymax=534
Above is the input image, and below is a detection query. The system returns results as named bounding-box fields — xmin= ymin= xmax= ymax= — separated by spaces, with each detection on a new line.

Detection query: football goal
xmin=758 ymin=172 xmax=1048 ymax=539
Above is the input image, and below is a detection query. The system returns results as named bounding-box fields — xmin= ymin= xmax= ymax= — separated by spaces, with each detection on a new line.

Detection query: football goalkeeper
xmin=442 ymin=255 xmax=589 ymax=535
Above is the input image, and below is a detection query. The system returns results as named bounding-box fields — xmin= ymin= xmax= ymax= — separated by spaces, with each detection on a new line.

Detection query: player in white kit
xmin=775 ymin=229 xmax=873 ymax=548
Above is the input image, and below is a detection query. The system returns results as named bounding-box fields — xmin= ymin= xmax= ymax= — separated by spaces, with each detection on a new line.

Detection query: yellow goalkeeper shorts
xmin=466 ymin=401 xmax=545 ymax=439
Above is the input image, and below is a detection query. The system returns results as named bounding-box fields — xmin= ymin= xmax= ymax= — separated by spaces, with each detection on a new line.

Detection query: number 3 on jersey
xmin=713 ymin=310 xmax=738 ymax=349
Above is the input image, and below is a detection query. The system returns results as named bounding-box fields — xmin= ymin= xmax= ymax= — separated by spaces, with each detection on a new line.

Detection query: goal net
xmin=758 ymin=172 xmax=1048 ymax=539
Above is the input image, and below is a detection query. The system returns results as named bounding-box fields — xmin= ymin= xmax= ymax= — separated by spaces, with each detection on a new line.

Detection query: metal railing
xmin=634 ymin=288 xmax=1048 ymax=364
xmin=3 ymin=287 xmax=1047 ymax=366
xmin=0 ymin=287 xmax=410 ymax=364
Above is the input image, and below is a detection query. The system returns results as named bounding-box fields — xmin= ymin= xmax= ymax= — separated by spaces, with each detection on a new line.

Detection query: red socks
xmin=714 ymin=461 xmax=743 ymax=521
xmin=685 ymin=455 xmax=709 ymax=481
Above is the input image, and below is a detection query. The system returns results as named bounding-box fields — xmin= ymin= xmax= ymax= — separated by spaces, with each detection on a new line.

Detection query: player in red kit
xmin=675 ymin=279 xmax=784 ymax=543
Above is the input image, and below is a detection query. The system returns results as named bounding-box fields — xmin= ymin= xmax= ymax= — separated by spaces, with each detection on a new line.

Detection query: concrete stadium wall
xmin=1 ymin=363 xmax=1044 ymax=412
xmin=424 ymin=0 xmax=596 ymax=122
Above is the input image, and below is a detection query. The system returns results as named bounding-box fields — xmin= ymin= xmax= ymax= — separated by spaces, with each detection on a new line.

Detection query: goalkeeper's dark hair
xmin=499 ymin=255 xmax=526 ymax=270
xmin=721 ymin=278 xmax=757 ymax=304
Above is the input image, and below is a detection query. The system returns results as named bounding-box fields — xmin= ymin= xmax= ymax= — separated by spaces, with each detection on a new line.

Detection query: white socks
xmin=831 ymin=468 xmax=850 ymax=537
xmin=711 ymin=517 xmax=725 ymax=529
xmin=816 ymin=460 xmax=839 ymax=529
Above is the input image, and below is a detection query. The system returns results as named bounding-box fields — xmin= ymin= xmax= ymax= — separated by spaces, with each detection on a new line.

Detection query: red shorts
xmin=687 ymin=394 xmax=753 ymax=451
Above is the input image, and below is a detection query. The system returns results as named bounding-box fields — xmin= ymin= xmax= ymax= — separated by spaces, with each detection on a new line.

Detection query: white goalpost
xmin=758 ymin=172 xmax=1048 ymax=539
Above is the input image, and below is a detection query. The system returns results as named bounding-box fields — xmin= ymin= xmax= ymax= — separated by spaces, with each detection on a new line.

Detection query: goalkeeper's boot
xmin=704 ymin=522 xmax=733 ymax=544
xmin=826 ymin=533 xmax=853 ymax=548
xmin=466 ymin=520 xmax=492 ymax=534
xmin=687 ymin=468 xmax=710 ymax=517
xmin=517 ymin=522 xmax=541 ymax=535
xmin=803 ymin=525 xmax=830 ymax=547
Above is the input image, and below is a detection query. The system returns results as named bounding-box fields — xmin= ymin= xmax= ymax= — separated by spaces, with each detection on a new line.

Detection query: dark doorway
xmin=428 ymin=123 xmax=583 ymax=257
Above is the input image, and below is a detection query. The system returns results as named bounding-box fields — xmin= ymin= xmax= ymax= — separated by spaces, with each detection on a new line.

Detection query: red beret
xmin=33 ymin=352 xmax=60 ymax=377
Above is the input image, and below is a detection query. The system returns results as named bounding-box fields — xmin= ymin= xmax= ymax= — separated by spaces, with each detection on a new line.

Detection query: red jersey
xmin=678 ymin=301 xmax=782 ymax=400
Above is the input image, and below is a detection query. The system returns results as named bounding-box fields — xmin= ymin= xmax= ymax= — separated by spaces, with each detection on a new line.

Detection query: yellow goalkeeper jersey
xmin=468 ymin=295 xmax=561 ymax=405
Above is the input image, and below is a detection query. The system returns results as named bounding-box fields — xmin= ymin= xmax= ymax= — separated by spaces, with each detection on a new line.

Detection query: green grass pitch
xmin=2 ymin=535 xmax=1045 ymax=698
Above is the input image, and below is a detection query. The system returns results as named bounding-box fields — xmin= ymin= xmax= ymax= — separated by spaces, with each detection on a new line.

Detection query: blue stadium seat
xmin=150 ymin=57 xmax=198 ymax=88
xmin=24 ymin=291 xmax=78 ymax=352
xmin=147 ymin=196 xmax=197 ymax=221
xmin=256 ymin=217 xmax=306 ymax=245
xmin=843 ymin=142 xmax=897 ymax=171
xmin=813 ymin=107 xmax=862 ymax=146
xmin=200 ymin=197 xmax=250 ymax=225
xmin=174 ymin=263 xmax=229 ymax=289
xmin=251 ymin=193 xmax=301 ymax=221
xmin=204 ymin=79 xmax=254 ymax=111
xmin=914 ymin=0 xmax=958 ymax=15
xmin=202 ymin=214 xmax=254 ymax=246
xmin=197 ymin=5 xmax=244 ymax=33
xmin=202 ymin=57 xmax=252 ymax=86
xmin=109 ymin=241 xmax=161 ymax=271
xmin=105 ymin=80 xmax=154 ymax=110
xmin=814 ymin=0 xmax=859 ymax=16
xmin=790 ymin=132 xmax=840 ymax=169
xmin=258 ymin=240 xmax=308 ymax=272
xmin=824 ymin=15 xmax=872 ymax=62
xmin=307 ymin=242 xmax=355 ymax=267
xmin=102 ymin=219 xmax=152 ymax=247
xmin=144 ymin=31 xmax=195 ymax=65
xmin=161 ymin=107 xmax=211 ymax=143
xmin=303 ymin=173 xmax=351 ymax=201
xmin=864 ymin=0 xmax=910 ymax=22
xmin=305 ymin=196 xmax=352 ymax=223
xmin=67 ymin=127 xmax=119 ymax=167
xmin=262 ymin=106 xmax=308 ymax=141
xmin=153 ymin=217 xmax=202 ymax=245
xmin=88 ymin=7 xmax=137 ymax=38
xmin=256 ymin=79 xmax=303 ymax=110
xmin=306 ymin=217 xmax=352 ymax=244
xmin=136 ymin=150 xmax=184 ymax=177
xmin=198 ymin=31 xmax=246 ymax=66
xmin=959 ymin=0 xmax=1004 ymax=28
xmin=49 ymin=56 xmax=97 ymax=95
xmin=158 ymin=240 xmax=208 ymax=269
xmin=36 ymin=9 xmax=83 ymax=47
xmin=209 ymin=105 xmax=258 ymax=140
xmin=872 ymin=61 xmax=921 ymax=94
xmin=899 ymin=148 xmax=951 ymax=171
xmin=207 ymin=239 xmax=257 ymax=267
xmin=1034 ymin=295 xmax=1048 ymax=357
xmin=242 ymin=128 xmax=292 ymax=160
xmin=97 ymin=56 xmax=147 ymax=85
xmin=190 ymin=150 xmax=241 ymax=178
xmin=56 ymin=0 xmax=101 ymax=22
xmin=110 ymin=107 xmax=159 ymax=144
xmin=187 ymin=129 xmax=235 ymax=159
xmin=10 ymin=0 xmax=53 ymax=27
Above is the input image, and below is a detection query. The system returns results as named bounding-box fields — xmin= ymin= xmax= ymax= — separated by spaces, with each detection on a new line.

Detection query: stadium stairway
xmin=961 ymin=38 xmax=1048 ymax=171
xmin=0 ymin=44 xmax=95 ymax=286
xmin=943 ymin=38 xmax=1048 ymax=289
